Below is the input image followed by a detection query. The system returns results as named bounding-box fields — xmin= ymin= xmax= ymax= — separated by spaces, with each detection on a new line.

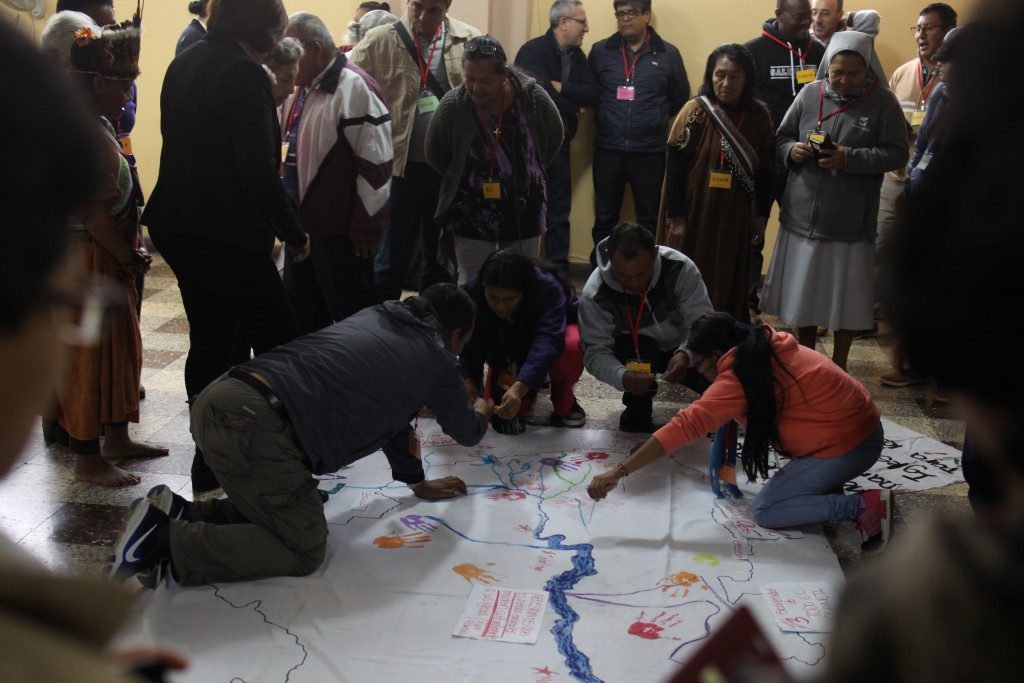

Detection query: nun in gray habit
xmin=760 ymin=31 xmax=908 ymax=371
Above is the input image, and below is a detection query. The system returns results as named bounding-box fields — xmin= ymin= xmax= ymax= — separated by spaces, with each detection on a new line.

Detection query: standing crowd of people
xmin=5 ymin=0 xmax=1022 ymax=679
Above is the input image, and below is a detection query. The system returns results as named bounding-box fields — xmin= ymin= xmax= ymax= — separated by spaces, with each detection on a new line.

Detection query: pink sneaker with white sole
xmin=855 ymin=489 xmax=893 ymax=554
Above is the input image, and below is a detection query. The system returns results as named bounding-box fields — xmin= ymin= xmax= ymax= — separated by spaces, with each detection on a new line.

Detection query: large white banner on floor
xmin=120 ymin=418 xmax=959 ymax=683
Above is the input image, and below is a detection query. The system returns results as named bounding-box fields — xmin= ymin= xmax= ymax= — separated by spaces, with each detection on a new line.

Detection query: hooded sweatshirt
xmin=579 ymin=240 xmax=713 ymax=391
xmin=654 ymin=328 xmax=881 ymax=459
xmin=745 ymin=19 xmax=826 ymax=128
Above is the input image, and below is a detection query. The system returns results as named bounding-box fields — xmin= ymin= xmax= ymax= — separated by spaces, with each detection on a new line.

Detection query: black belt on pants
xmin=228 ymin=366 xmax=290 ymax=423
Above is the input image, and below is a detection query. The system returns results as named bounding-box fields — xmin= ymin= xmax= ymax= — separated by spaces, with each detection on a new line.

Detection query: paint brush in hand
xmin=490 ymin=386 xmax=526 ymax=435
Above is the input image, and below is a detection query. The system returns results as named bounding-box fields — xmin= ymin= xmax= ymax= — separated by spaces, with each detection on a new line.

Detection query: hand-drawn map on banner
xmin=120 ymin=418 xmax=960 ymax=682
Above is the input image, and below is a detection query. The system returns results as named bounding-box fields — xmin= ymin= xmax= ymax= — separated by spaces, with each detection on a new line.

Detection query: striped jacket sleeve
xmin=338 ymin=63 xmax=393 ymax=244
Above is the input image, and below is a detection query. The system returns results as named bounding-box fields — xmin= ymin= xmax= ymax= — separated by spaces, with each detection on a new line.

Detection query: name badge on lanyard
xmin=617 ymin=85 xmax=636 ymax=101
xmin=625 ymin=359 xmax=652 ymax=374
xmin=483 ymin=182 xmax=501 ymax=200
xmin=709 ymin=171 xmax=733 ymax=190
xmin=911 ymin=110 xmax=926 ymax=127
xmin=417 ymin=92 xmax=440 ymax=114
xmin=119 ymin=135 xmax=133 ymax=155
xmin=795 ymin=67 xmax=816 ymax=85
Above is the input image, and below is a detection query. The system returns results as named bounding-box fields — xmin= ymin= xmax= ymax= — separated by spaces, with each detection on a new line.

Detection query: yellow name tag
xmin=808 ymin=132 xmax=826 ymax=145
xmin=911 ymin=110 xmax=926 ymax=127
xmin=483 ymin=182 xmax=501 ymax=200
xmin=417 ymin=95 xmax=439 ymax=114
xmin=796 ymin=68 xmax=816 ymax=85
xmin=709 ymin=171 xmax=733 ymax=190
xmin=119 ymin=135 xmax=133 ymax=155
xmin=625 ymin=361 xmax=652 ymax=374
xmin=281 ymin=142 xmax=290 ymax=159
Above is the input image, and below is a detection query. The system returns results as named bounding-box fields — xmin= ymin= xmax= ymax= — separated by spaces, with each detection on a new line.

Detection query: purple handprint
xmin=540 ymin=457 xmax=580 ymax=472
xmin=400 ymin=515 xmax=438 ymax=532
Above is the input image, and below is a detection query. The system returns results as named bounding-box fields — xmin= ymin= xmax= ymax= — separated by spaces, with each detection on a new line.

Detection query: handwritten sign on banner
xmin=761 ymin=582 xmax=838 ymax=633
xmin=453 ymin=586 xmax=549 ymax=644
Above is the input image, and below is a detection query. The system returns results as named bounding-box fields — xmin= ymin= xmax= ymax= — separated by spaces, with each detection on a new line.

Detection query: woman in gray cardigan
xmin=761 ymin=31 xmax=907 ymax=371
xmin=426 ymin=35 xmax=563 ymax=284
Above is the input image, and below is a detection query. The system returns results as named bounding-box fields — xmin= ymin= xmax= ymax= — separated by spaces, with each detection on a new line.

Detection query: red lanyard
xmin=413 ymin=24 xmax=442 ymax=93
xmin=624 ymin=289 xmax=647 ymax=358
xmin=917 ymin=60 xmax=939 ymax=105
xmin=284 ymin=90 xmax=305 ymax=140
xmin=719 ymin=109 xmax=746 ymax=167
xmin=475 ymin=106 xmax=504 ymax=179
xmin=620 ymin=32 xmax=651 ymax=84
xmin=816 ymin=81 xmax=872 ymax=131
xmin=761 ymin=30 xmax=811 ymax=67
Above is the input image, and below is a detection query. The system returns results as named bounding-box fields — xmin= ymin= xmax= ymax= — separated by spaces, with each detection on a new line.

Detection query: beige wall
xmin=4 ymin=0 xmax=982 ymax=266
xmin=539 ymin=0 xmax=983 ymax=265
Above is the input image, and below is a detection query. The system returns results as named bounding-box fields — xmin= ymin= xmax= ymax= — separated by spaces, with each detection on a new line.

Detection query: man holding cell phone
xmin=760 ymin=31 xmax=907 ymax=372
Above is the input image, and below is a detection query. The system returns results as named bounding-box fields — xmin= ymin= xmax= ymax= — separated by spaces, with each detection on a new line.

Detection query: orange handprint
xmin=453 ymin=562 xmax=501 ymax=584
xmin=372 ymin=532 xmax=432 ymax=549
xmin=657 ymin=571 xmax=707 ymax=598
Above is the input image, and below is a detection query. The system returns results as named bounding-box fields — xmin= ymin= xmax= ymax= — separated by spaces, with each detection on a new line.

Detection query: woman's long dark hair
xmin=686 ymin=312 xmax=791 ymax=481
xmin=467 ymin=250 xmax=573 ymax=361
xmin=470 ymin=250 xmax=573 ymax=320
xmin=697 ymin=43 xmax=761 ymax=112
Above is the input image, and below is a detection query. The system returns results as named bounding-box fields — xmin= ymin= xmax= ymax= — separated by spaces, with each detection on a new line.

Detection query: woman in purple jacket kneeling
xmin=461 ymin=250 xmax=585 ymax=432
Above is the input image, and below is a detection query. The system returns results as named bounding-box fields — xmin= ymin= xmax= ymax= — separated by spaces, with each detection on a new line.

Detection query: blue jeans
xmin=751 ymin=422 xmax=883 ymax=529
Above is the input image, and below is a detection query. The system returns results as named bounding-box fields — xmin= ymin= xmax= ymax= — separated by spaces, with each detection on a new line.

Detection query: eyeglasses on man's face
xmin=564 ymin=16 xmax=588 ymax=27
xmin=614 ymin=8 xmax=642 ymax=20
xmin=911 ymin=23 xmax=945 ymax=35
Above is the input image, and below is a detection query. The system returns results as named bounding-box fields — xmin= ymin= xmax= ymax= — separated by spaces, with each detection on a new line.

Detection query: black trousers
xmin=590 ymin=148 xmax=665 ymax=267
xmin=374 ymin=162 xmax=452 ymax=300
xmin=152 ymin=230 xmax=300 ymax=400
xmin=285 ymin=233 xmax=376 ymax=335
xmin=544 ymin=143 xmax=573 ymax=271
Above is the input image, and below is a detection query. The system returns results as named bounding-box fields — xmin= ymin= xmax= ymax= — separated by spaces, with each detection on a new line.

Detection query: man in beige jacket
xmin=350 ymin=0 xmax=482 ymax=301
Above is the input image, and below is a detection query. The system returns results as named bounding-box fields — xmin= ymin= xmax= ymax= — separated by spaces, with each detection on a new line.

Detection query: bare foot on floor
xmin=74 ymin=455 xmax=141 ymax=487
xmin=101 ymin=424 xmax=170 ymax=460
xmin=101 ymin=440 xmax=170 ymax=460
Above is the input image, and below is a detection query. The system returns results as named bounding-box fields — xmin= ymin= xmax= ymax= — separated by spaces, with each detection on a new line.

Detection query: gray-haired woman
xmin=263 ymin=36 xmax=304 ymax=106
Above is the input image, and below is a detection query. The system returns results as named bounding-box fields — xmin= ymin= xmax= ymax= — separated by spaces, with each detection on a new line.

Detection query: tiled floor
xmin=0 ymin=255 xmax=970 ymax=582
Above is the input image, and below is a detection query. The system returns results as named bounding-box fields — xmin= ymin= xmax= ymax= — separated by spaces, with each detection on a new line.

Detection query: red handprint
xmin=627 ymin=611 xmax=683 ymax=641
